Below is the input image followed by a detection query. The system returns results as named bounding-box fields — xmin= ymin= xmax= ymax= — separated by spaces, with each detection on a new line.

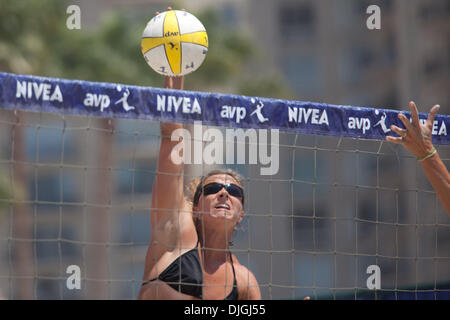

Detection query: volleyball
xmin=141 ymin=10 xmax=208 ymax=77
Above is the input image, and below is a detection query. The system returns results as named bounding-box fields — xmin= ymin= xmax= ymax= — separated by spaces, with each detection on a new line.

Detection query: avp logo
xmin=115 ymin=85 xmax=135 ymax=112
xmin=349 ymin=110 xmax=399 ymax=135
xmin=348 ymin=116 xmax=371 ymax=134
xmin=220 ymin=105 xmax=246 ymax=123
xmin=373 ymin=110 xmax=391 ymax=133
xmin=373 ymin=109 xmax=447 ymax=137
xmin=83 ymin=85 xmax=135 ymax=113
xmin=220 ymin=98 xmax=270 ymax=124
xmin=250 ymin=98 xmax=269 ymax=123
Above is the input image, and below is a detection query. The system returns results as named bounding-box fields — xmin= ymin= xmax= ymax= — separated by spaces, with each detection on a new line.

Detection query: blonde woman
xmin=138 ymin=76 xmax=261 ymax=300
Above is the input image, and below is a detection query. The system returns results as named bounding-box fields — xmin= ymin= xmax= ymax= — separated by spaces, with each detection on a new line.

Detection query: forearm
xmin=420 ymin=153 xmax=450 ymax=216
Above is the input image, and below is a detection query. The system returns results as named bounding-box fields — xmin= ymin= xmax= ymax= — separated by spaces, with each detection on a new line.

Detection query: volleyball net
xmin=0 ymin=71 xmax=449 ymax=299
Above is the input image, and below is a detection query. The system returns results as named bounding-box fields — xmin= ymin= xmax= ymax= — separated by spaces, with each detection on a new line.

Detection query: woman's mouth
xmin=215 ymin=204 xmax=230 ymax=210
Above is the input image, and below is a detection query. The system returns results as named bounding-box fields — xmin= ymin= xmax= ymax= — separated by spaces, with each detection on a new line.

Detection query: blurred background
xmin=0 ymin=0 xmax=449 ymax=299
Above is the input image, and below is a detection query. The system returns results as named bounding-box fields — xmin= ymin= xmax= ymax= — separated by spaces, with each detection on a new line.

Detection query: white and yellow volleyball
xmin=141 ymin=10 xmax=208 ymax=76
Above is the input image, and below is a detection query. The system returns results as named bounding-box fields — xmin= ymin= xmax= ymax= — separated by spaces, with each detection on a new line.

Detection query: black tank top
xmin=142 ymin=243 xmax=239 ymax=300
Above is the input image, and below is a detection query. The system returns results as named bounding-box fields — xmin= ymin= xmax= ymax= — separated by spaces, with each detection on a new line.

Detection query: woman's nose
xmin=218 ymin=188 xmax=228 ymax=198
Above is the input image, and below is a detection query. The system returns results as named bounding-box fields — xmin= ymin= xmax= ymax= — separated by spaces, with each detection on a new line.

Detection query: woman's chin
xmin=210 ymin=209 xmax=234 ymax=219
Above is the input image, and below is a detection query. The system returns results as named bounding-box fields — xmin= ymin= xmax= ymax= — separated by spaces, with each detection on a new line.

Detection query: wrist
xmin=417 ymin=148 xmax=437 ymax=162
xmin=415 ymin=143 xmax=435 ymax=159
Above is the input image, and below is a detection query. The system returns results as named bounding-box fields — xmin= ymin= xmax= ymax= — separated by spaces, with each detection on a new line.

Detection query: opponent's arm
xmin=420 ymin=152 xmax=450 ymax=216
xmin=387 ymin=101 xmax=450 ymax=216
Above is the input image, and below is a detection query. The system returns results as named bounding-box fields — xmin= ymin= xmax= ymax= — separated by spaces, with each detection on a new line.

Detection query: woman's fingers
xmin=386 ymin=124 xmax=407 ymax=144
xmin=408 ymin=101 xmax=421 ymax=130
xmin=398 ymin=112 xmax=414 ymax=132
xmin=426 ymin=104 xmax=440 ymax=127
xmin=386 ymin=135 xmax=403 ymax=144
xmin=390 ymin=124 xmax=407 ymax=137
xmin=164 ymin=76 xmax=173 ymax=89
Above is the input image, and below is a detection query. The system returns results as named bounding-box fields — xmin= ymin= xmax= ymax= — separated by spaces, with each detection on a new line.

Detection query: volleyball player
xmin=138 ymin=76 xmax=261 ymax=300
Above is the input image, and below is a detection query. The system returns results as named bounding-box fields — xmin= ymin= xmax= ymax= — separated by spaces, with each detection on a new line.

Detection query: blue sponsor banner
xmin=0 ymin=72 xmax=448 ymax=145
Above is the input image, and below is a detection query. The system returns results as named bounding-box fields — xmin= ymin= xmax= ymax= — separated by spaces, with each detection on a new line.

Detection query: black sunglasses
xmin=194 ymin=182 xmax=244 ymax=205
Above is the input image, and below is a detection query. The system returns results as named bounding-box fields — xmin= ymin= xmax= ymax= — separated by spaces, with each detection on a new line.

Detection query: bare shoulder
xmin=231 ymin=254 xmax=262 ymax=300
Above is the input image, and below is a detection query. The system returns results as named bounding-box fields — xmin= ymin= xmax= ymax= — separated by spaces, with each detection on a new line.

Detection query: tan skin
xmin=386 ymin=101 xmax=450 ymax=216
xmin=138 ymin=76 xmax=261 ymax=300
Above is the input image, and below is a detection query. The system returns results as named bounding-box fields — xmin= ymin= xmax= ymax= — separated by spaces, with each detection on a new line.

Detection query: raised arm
xmin=387 ymin=101 xmax=450 ymax=216
xmin=150 ymin=76 xmax=196 ymax=234
xmin=139 ymin=75 xmax=200 ymax=299
xmin=142 ymin=76 xmax=198 ymax=272
xmin=152 ymin=77 xmax=185 ymax=224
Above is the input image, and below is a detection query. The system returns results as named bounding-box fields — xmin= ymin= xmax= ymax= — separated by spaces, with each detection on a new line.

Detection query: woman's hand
xmin=386 ymin=101 xmax=449 ymax=216
xmin=164 ymin=76 xmax=184 ymax=90
xmin=386 ymin=101 xmax=440 ymax=159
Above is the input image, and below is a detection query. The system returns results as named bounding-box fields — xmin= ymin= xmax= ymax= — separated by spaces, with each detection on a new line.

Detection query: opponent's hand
xmin=386 ymin=101 xmax=440 ymax=159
